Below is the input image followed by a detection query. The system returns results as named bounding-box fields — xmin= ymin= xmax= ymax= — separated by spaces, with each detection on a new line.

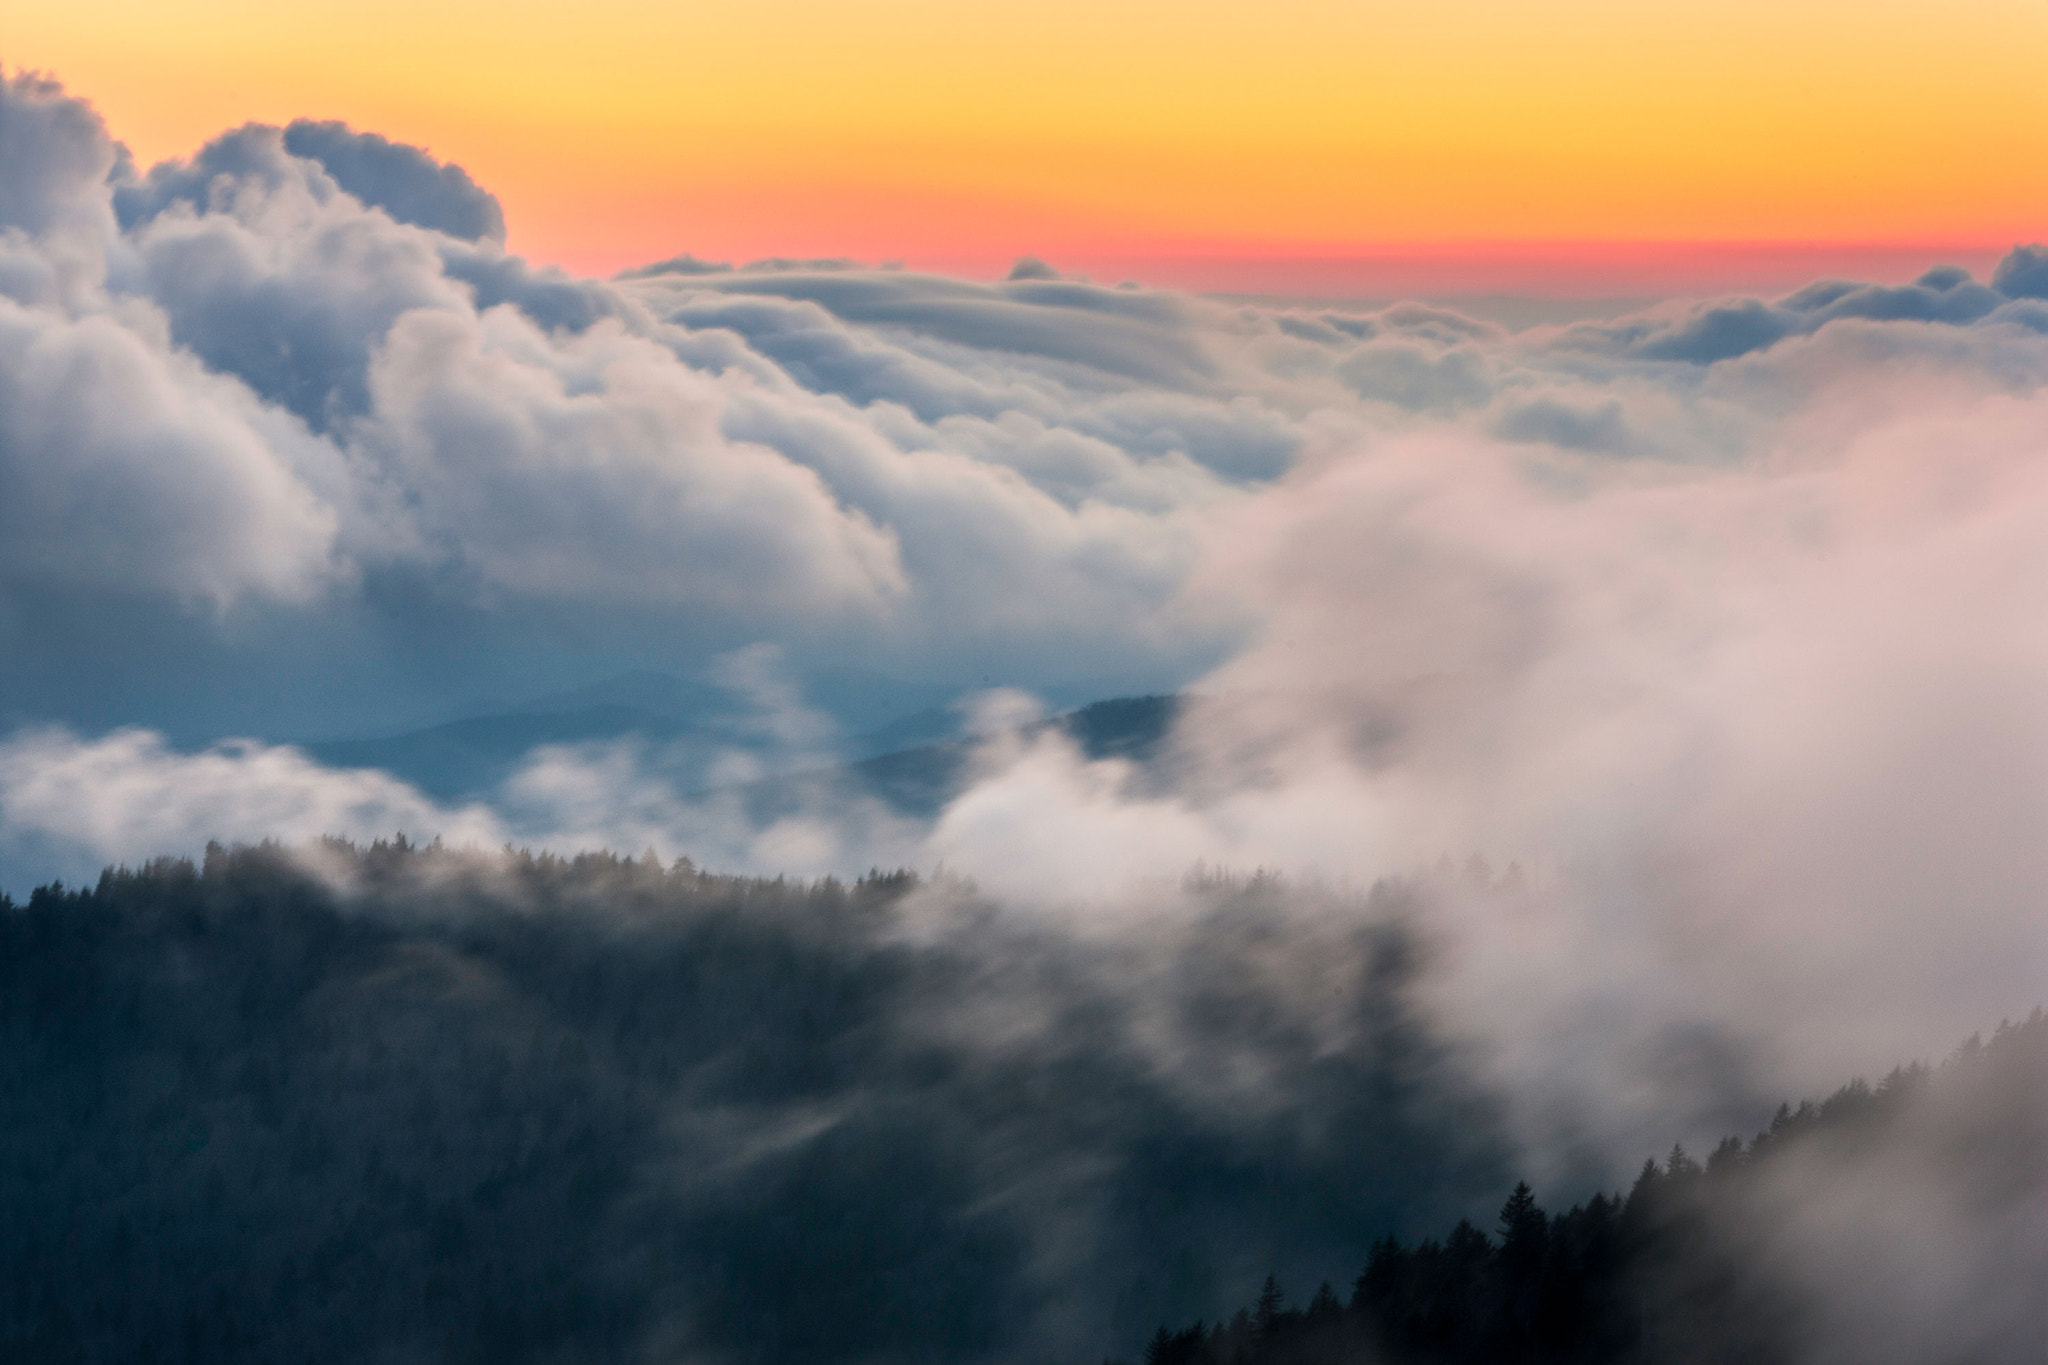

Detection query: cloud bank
xmin=9 ymin=71 xmax=2048 ymax=1332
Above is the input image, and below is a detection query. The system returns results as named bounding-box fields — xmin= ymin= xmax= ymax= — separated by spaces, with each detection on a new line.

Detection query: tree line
xmin=0 ymin=839 xmax=1508 ymax=1364
xmin=6 ymin=838 xmax=2041 ymax=1365
xmin=1118 ymin=1012 xmax=2048 ymax=1365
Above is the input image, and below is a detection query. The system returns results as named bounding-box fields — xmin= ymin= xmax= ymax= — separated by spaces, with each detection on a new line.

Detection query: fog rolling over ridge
xmin=6 ymin=66 xmax=2048 ymax=1362
xmin=9 ymin=846 xmax=2048 ymax=1365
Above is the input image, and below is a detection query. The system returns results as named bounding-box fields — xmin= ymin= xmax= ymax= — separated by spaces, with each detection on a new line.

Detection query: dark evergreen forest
xmin=4 ymin=841 xmax=2043 ymax=1365
xmin=1120 ymin=1015 xmax=2048 ymax=1365
xmin=0 ymin=840 xmax=1504 ymax=1365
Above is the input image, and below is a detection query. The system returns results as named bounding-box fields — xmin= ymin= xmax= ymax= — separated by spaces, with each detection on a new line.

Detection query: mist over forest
xmin=3 ymin=842 xmax=1509 ymax=1363
xmin=6 ymin=65 xmax=2048 ymax=1365
xmin=7 ymin=843 xmax=2048 ymax=1365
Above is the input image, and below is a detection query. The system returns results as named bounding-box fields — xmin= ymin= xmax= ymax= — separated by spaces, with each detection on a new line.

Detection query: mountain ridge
xmin=306 ymin=689 xmax=1185 ymax=812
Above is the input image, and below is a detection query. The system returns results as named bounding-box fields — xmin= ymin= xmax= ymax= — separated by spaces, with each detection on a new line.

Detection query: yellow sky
xmin=8 ymin=0 xmax=2047 ymax=280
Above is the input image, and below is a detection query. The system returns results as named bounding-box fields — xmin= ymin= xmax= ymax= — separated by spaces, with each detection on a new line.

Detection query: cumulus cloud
xmin=354 ymin=305 xmax=908 ymax=612
xmin=123 ymin=142 xmax=473 ymax=431
xmin=281 ymin=119 xmax=505 ymax=242
xmin=1 ymin=72 xmax=1290 ymax=731
xmin=17 ymin=68 xmax=2046 ymax=743
xmin=0 ymin=299 xmax=344 ymax=603
xmin=0 ymin=70 xmax=118 ymax=253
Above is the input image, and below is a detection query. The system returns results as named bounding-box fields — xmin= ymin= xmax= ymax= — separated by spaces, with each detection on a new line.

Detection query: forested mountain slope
xmin=1117 ymin=1012 xmax=2048 ymax=1365
xmin=0 ymin=839 xmax=1497 ymax=1365
xmin=5 ymin=839 xmax=2040 ymax=1365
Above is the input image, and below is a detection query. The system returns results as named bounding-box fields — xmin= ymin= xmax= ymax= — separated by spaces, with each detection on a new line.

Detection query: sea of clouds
xmin=7 ymin=60 xmax=2048 ymax=1216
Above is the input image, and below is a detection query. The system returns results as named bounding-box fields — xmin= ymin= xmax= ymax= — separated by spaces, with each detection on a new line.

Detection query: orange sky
xmin=8 ymin=0 xmax=2046 ymax=291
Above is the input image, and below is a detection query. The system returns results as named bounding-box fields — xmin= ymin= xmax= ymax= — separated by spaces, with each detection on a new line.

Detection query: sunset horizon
xmin=13 ymin=0 xmax=2043 ymax=292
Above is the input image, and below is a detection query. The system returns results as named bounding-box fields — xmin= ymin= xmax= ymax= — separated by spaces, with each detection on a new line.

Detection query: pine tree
xmin=1497 ymin=1181 xmax=1542 ymax=1246
xmin=1253 ymin=1276 xmax=1285 ymax=1336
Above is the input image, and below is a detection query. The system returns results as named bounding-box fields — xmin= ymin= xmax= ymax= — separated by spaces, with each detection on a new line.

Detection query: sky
xmin=8 ymin=0 xmax=2046 ymax=290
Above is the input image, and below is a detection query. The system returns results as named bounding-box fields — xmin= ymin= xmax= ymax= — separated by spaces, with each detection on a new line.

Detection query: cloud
xmin=1631 ymin=297 xmax=1795 ymax=363
xmin=0 ymin=74 xmax=1267 ymax=730
xmin=0 ymin=713 xmax=931 ymax=893
xmin=115 ymin=117 xmax=504 ymax=247
xmin=0 ymin=70 xmax=118 ymax=247
xmin=124 ymin=141 xmax=471 ymax=431
xmin=1490 ymin=396 xmax=1636 ymax=453
xmin=352 ymin=304 xmax=909 ymax=613
xmin=1992 ymin=244 xmax=2048 ymax=300
xmin=0 ymin=293 xmax=343 ymax=606
xmin=1006 ymin=254 xmax=1060 ymax=281
xmin=0 ymin=727 xmax=501 ymax=884
xmin=633 ymin=265 xmax=1219 ymax=389
xmin=16 ymin=64 xmax=2048 ymax=748
xmin=1120 ymin=354 xmax=2048 ymax=1169
xmin=1556 ymin=253 xmax=2045 ymax=367
xmin=281 ymin=119 xmax=505 ymax=242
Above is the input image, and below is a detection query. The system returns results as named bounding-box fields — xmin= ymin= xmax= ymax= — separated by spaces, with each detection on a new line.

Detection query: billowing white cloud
xmin=355 ymin=305 xmax=908 ymax=612
xmin=0 ymin=70 xmax=120 ymax=287
xmin=0 ymin=73 xmax=1293 ymax=719
xmin=0 ymin=297 xmax=344 ymax=603
xmin=12 ymin=68 xmax=2045 ymax=733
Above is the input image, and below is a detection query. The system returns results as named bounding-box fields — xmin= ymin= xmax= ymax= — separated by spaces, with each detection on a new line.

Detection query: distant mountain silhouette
xmin=305 ymin=670 xmax=968 ymax=801
xmin=610 ymin=694 xmax=1185 ymax=822
xmin=500 ymin=669 xmax=737 ymax=719
xmin=306 ymin=681 xmax=1184 ymax=812
xmin=308 ymin=704 xmax=705 ymax=800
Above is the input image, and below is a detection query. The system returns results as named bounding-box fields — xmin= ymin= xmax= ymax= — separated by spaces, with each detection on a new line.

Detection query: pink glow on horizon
xmin=824 ymin=242 xmax=2019 ymax=301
